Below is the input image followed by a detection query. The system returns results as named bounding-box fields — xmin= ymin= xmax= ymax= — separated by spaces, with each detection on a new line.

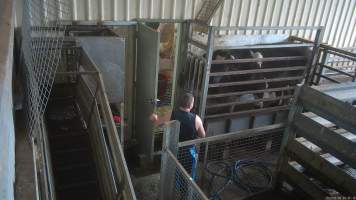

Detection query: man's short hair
xmin=180 ymin=93 xmax=194 ymax=109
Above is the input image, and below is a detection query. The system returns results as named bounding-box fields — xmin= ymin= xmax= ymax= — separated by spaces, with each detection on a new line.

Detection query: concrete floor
xmin=132 ymin=173 xmax=160 ymax=200
xmin=14 ymin=111 xmax=35 ymax=200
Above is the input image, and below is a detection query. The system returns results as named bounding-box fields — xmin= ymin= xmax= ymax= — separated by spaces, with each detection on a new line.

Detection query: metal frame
xmin=179 ymin=22 xmax=324 ymax=136
xmin=160 ymin=120 xmax=285 ymax=199
xmin=311 ymin=44 xmax=356 ymax=85
xmin=277 ymin=83 xmax=356 ymax=199
xmin=48 ymin=44 xmax=136 ymax=200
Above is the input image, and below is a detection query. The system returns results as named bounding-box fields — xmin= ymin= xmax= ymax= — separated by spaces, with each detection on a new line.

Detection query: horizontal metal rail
xmin=209 ymin=66 xmax=306 ymax=76
xmin=207 ymin=86 xmax=296 ymax=99
xmin=206 ymin=105 xmax=289 ymax=119
xmin=211 ymin=26 xmax=323 ymax=31
xmin=212 ymin=56 xmax=306 ymax=64
xmin=178 ymin=123 xmax=285 ymax=147
xmin=206 ymin=95 xmax=293 ymax=109
xmin=208 ymin=76 xmax=304 ymax=88
xmin=214 ymin=43 xmax=314 ymax=50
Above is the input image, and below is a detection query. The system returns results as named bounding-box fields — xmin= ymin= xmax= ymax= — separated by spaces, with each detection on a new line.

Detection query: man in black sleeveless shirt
xmin=150 ymin=93 xmax=205 ymax=140
xmin=150 ymin=93 xmax=206 ymax=177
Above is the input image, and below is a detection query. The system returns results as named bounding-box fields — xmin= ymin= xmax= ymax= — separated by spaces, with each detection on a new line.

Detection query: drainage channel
xmin=45 ymin=83 xmax=101 ymax=200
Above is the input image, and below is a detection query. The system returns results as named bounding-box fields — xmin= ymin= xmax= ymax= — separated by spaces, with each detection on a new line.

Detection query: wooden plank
xmin=286 ymin=140 xmax=356 ymax=196
xmin=299 ymin=86 xmax=356 ymax=134
xmin=281 ymin=164 xmax=328 ymax=200
xmin=209 ymin=76 xmax=303 ymax=88
xmin=293 ymin=113 xmax=356 ymax=169
xmin=296 ymin=138 xmax=343 ymax=166
xmin=209 ymin=66 xmax=306 ymax=76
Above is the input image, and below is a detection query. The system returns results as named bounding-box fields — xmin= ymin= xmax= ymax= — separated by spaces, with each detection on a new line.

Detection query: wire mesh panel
xmin=176 ymin=125 xmax=283 ymax=199
xmin=22 ymin=0 xmax=69 ymax=136
xmin=160 ymin=120 xmax=284 ymax=200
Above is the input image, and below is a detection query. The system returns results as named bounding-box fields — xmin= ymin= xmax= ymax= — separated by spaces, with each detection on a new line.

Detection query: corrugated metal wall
xmin=61 ymin=0 xmax=356 ymax=48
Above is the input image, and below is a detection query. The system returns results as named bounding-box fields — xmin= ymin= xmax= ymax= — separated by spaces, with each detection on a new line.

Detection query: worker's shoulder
xmin=195 ymin=114 xmax=203 ymax=123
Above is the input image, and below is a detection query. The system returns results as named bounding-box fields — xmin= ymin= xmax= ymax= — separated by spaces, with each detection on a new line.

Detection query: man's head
xmin=180 ymin=93 xmax=194 ymax=110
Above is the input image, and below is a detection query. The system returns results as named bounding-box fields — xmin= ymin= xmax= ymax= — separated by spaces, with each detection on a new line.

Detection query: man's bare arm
xmin=195 ymin=115 xmax=206 ymax=138
xmin=149 ymin=110 xmax=172 ymax=126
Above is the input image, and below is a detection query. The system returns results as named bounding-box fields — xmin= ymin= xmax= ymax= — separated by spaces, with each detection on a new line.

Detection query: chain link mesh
xmin=176 ymin=130 xmax=282 ymax=199
xmin=22 ymin=0 xmax=69 ymax=136
xmin=165 ymin=151 xmax=208 ymax=200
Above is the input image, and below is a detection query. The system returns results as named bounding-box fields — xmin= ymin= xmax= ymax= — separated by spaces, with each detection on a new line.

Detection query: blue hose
xmin=205 ymin=159 xmax=273 ymax=200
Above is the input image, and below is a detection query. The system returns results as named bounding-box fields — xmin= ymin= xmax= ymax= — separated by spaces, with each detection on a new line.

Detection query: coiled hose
xmin=205 ymin=159 xmax=273 ymax=200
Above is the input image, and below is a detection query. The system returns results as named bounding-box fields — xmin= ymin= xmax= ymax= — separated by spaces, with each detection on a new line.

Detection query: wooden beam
xmin=281 ymin=164 xmax=328 ymax=200
xmin=286 ymin=140 xmax=356 ymax=196
xmin=293 ymin=113 xmax=356 ymax=169
xmin=299 ymin=86 xmax=356 ymax=134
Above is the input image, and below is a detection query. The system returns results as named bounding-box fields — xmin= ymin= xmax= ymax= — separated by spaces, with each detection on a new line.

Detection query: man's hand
xmin=149 ymin=113 xmax=158 ymax=122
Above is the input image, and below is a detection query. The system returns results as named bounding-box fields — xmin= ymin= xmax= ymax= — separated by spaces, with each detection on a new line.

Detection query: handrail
xmin=312 ymin=44 xmax=356 ymax=85
xmin=78 ymin=49 xmax=136 ymax=199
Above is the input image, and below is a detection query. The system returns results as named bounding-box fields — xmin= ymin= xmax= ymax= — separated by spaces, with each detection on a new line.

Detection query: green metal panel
xmin=135 ymin=23 xmax=160 ymax=158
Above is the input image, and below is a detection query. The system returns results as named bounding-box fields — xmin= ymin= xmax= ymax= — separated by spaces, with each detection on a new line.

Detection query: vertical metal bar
xmin=149 ymin=0 xmax=153 ymax=18
xmin=316 ymin=49 xmax=328 ymax=85
xmin=159 ymin=121 xmax=180 ymax=200
xmin=72 ymin=0 xmax=77 ymax=21
xmin=203 ymin=141 xmax=209 ymax=167
xmin=199 ymin=26 xmax=214 ymax=120
xmin=120 ymin=102 xmax=125 ymax=147
xmin=276 ymin=86 xmax=303 ymax=185
xmin=172 ymin=0 xmax=177 ymax=19
xmin=137 ymin=0 xmax=141 ymax=18
xmin=191 ymin=0 xmax=196 ymax=18
xmin=307 ymin=28 xmax=325 ymax=85
xmin=32 ymin=138 xmax=41 ymax=200
xmin=217 ymin=0 xmax=225 ymax=33
xmin=353 ymin=63 xmax=356 ymax=82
